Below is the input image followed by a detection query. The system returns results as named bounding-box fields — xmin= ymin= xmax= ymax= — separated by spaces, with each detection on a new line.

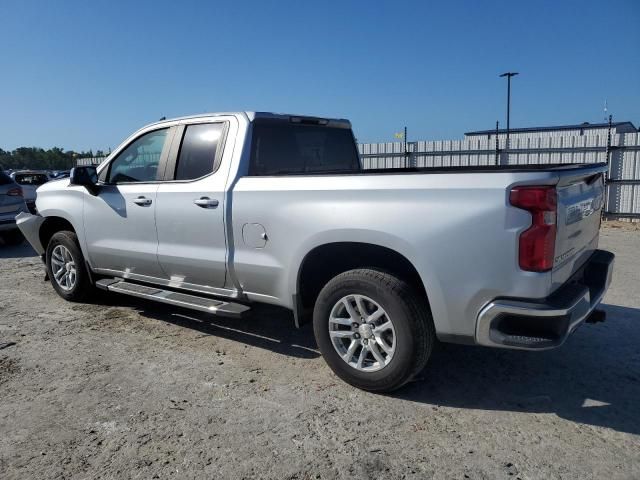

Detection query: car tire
xmin=0 ymin=229 xmax=24 ymax=246
xmin=313 ymin=269 xmax=435 ymax=392
xmin=45 ymin=230 xmax=94 ymax=302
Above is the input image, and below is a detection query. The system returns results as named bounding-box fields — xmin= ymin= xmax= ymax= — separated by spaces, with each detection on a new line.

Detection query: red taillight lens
xmin=7 ymin=187 xmax=23 ymax=197
xmin=510 ymin=186 xmax=557 ymax=272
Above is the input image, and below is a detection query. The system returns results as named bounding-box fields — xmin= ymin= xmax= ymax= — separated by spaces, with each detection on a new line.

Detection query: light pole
xmin=499 ymin=71 xmax=518 ymax=163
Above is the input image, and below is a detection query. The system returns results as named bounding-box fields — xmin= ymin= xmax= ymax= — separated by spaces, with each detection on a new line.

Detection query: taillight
xmin=510 ymin=186 xmax=557 ymax=272
xmin=7 ymin=187 xmax=23 ymax=197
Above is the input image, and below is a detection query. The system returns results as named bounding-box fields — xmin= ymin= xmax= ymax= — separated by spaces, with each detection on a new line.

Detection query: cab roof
xmin=145 ymin=112 xmax=351 ymax=129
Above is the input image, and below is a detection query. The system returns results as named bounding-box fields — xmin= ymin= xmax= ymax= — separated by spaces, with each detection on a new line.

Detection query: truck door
xmin=155 ymin=119 xmax=231 ymax=292
xmin=84 ymin=127 xmax=172 ymax=280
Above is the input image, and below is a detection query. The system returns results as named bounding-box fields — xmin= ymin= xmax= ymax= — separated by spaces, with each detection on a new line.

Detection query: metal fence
xmin=76 ymin=131 xmax=640 ymax=219
xmin=359 ymin=131 xmax=640 ymax=219
xmin=76 ymin=156 xmax=108 ymax=166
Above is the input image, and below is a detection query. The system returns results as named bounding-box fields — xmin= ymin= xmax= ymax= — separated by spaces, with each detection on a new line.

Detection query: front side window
xmin=174 ymin=123 xmax=225 ymax=180
xmin=107 ymin=128 xmax=168 ymax=183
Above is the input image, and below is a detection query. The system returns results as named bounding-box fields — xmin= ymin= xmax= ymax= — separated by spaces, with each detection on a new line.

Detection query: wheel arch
xmin=294 ymin=241 xmax=430 ymax=326
xmin=39 ymin=216 xmax=78 ymax=252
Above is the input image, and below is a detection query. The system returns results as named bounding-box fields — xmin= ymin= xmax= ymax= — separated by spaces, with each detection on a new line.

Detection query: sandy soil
xmin=0 ymin=225 xmax=638 ymax=479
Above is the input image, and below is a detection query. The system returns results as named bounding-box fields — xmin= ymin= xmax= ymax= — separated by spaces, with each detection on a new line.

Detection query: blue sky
xmin=0 ymin=0 xmax=638 ymax=151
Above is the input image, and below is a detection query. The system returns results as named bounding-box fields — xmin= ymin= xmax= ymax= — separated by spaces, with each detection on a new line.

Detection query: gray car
xmin=16 ymin=112 xmax=614 ymax=392
xmin=0 ymin=170 xmax=28 ymax=244
xmin=10 ymin=170 xmax=49 ymax=213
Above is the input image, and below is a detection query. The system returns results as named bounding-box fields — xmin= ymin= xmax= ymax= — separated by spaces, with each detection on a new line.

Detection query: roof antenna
xmin=603 ymin=100 xmax=608 ymax=122
xmin=159 ymin=116 xmax=166 ymax=121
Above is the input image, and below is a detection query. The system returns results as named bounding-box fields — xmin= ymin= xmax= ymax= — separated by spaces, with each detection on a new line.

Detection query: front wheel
xmin=45 ymin=231 xmax=94 ymax=302
xmin=313 ymin=269 xmax=435 ymax=392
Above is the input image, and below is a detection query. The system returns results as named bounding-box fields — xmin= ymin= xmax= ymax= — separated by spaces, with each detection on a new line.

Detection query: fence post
xmin=603 ymin=115 xmax=613 ymax=218
xmin=494 ymin=121 xmax=499 ymax=165
xmin=403 ymin=126 xmax=409 ymax=168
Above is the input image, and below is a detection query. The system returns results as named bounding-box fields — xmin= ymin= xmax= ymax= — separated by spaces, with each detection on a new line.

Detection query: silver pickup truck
xmin=17 ymin=112 xmax=614 ymax=392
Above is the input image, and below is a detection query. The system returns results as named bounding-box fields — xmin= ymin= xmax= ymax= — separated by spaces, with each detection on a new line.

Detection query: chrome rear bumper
xmin=476 ymin=250 xmax=614 ymax=350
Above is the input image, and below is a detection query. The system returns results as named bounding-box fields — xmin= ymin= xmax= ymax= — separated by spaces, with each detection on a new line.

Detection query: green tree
xmin=0 ymin=146 xmax=93 ymax=171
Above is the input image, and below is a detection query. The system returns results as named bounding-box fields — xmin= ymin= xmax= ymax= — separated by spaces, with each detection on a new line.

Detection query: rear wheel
xmin=313 ymin=269 xmax=435 ymax=392
xmin=45 ymin=231 xmax=94 ymax=302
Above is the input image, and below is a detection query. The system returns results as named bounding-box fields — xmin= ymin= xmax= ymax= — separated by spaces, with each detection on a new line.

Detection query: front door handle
xmin=133 ymin=196 xmax=152 ymax=206
xmin=193 ymin=197 xmax=219 ymax=209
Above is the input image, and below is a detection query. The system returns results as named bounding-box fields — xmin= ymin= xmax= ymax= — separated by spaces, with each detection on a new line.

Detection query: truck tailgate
xmin=552 ymin=165 xmax=606 ymax=290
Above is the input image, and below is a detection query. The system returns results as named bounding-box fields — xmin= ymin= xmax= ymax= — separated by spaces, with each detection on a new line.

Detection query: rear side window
xmin=14 ymin=174 xmax=48 ymax=185
xmin=175 ymin=123 xmax=226 ymax=180
xmin=249 ymin=121 xmax=360 ymax=176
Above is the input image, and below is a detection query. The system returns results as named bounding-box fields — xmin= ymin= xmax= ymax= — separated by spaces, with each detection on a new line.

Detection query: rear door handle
xmin=193 ymin=197 xmax=219 ymax=208
xmin=133 ymin=196 xmax=152 ymax=206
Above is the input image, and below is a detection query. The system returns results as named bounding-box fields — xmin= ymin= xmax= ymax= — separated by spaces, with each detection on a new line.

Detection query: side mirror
xmin=70 ymin=166 xmax=100 ymax=195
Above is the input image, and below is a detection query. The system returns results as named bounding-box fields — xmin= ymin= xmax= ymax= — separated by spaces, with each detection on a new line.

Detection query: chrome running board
xmin=95 ymin=279 xmax=250 ymax=318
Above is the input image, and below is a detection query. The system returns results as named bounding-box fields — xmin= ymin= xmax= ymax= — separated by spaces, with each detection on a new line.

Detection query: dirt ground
xmin=0 ymin=224 xmax=638 ymax=480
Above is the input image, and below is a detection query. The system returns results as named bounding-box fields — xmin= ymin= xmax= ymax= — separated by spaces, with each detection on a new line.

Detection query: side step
xmin=95 ymin=279 xmax=250 ymax=319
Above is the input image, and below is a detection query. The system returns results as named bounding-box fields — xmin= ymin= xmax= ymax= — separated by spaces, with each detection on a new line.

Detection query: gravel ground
xmin=0 ymin=225 xmax=638 ymax=479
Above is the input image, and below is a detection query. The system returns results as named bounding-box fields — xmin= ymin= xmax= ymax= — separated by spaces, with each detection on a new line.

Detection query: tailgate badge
xmin=565 ymin=195 xmax=602 ymax=225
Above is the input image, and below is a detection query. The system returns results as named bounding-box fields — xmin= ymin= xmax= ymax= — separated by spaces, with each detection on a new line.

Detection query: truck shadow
xmin=398 ymin=303 xmax=640 ymax=437
xmin=96 ymin=293 xmax=320 ymax=360
xmin=0 ymin=240 xmax=37 ymax=258
xmin=93 ymin=293 xmax=639 ymax=436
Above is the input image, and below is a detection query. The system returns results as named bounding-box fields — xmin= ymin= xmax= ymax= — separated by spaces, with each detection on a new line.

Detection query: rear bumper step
xmin=475 ymin=249 xmax=614 ymax=350
xmin=96 ymin=279 xmax=250 ymax=318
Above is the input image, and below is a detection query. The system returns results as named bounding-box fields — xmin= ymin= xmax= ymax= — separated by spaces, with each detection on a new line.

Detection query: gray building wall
xmin=464 ymin=122 xmax=637 ymax=141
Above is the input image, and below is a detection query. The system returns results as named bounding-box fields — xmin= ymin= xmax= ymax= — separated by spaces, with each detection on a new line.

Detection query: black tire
xmin=1 ymin=229 xmax=24 ymax=246
xmin=313 ymin=269 xmax=435 ymax=392
xmin=45 ymin=230 xmax=94 ymax=302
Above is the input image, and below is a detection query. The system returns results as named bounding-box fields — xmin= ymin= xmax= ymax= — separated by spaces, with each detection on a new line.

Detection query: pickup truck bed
xmin=320 ymin=163 xmax=605 ymax=174
xmin=16 ymin=112 xmax=614 ymax=392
